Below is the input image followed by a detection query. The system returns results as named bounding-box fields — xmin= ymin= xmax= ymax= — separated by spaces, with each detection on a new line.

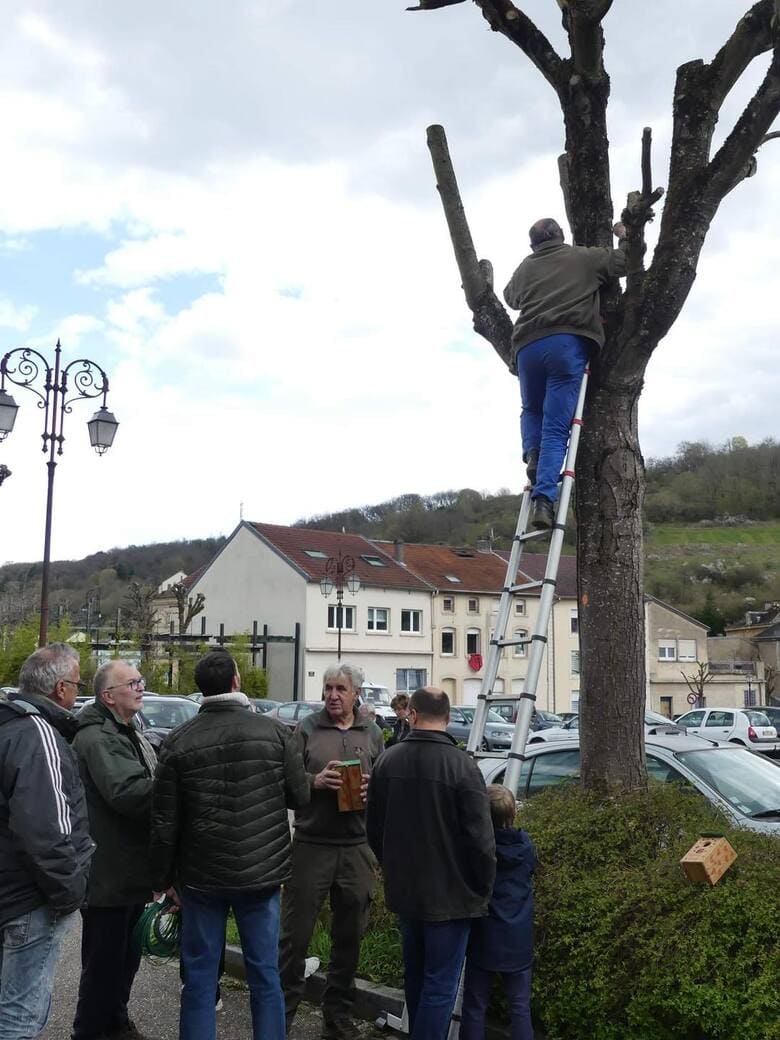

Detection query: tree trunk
xmin=576 ymin=376 xmax=647 ymax=792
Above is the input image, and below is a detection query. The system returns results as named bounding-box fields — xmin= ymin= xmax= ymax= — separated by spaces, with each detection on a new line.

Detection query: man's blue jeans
xmin=516 ymin=334 xmax=590 ymax=503
xmin=398 ymin=917 xmax=471 ymax=1040
xmin=180 ymin=887 xmax=284 ymax=1040
xmin=0 ymin=904 xmax=75 ymax=1040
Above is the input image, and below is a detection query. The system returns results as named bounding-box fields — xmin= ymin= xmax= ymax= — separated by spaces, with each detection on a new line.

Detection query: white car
xmin=675 ymin=707 xmax=778 ymax=751
xmin=528 ymin=709 xmax=682 ymax=744
xmin=359 ymin=682 xmax=396 ymax=729
xmin=477 ymin=732 xmax=780 ymax=835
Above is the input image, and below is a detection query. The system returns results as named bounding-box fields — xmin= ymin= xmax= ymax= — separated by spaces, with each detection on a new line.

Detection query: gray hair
xmin=18 ymin=643 xmax=79 ymax=699
xmin=94 ymin=660 xmax=127 ymax=700
xmin=529 ymin=217 xmax=564 ymax=250
xmin=322 ymin=662 xmax=364 ymax=695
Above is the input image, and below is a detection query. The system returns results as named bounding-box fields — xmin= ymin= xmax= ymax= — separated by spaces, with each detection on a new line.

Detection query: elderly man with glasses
xmin=72 ymin=661 xmax=158 ymax=1040
xmin=0 ymin=643 xmax=94 ymax=1040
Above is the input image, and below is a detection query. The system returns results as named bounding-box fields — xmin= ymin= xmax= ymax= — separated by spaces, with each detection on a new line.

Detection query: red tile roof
xmin=371 ymin=541 xmax=511 ymax=595
xmin=250 ymin=523 xmax=431 ymax=591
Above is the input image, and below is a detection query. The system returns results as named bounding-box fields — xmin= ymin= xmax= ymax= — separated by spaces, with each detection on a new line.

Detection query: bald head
xmin=529 ymin=218 xmax=564 ymax=250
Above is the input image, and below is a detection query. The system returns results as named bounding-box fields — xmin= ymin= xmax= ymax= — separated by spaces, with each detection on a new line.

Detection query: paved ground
xmin=41 ymin=923 xmax=387 ymax=1040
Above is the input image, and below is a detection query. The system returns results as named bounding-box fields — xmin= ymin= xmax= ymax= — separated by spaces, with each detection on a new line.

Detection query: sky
xmin=0 ymin=1 xmax=777 ymax=565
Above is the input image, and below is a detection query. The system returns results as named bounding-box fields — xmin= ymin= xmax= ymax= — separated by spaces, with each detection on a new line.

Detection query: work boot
xmin=525 ymin=448 xmax=539 ymax=487
xmin=531 ymin=496 xmax=555 ymax=531
xmin=321 ymin=1014 xmax=361 ymax=1040
xmin=108 ymin=1023 xmax=159 ymax=1040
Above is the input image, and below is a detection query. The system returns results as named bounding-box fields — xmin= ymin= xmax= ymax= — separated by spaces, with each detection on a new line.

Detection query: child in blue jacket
xmin=460 ymin=784 xmax=537 ymax=1040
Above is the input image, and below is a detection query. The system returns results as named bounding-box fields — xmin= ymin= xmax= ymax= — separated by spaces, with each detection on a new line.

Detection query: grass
xmin=649 ymin=521 xmax=780 ymax=547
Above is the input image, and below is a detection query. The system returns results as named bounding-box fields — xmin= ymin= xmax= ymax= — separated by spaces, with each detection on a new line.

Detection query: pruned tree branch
xmin=708 ymin=0 xmax=774 ymax=111
xmin=474 ymin=0 xmax=564 ymax=92
xmin=563 ymin=0 xmax=613 ymax=81
xmin=426 ymin=124 xmax=514 ymax=368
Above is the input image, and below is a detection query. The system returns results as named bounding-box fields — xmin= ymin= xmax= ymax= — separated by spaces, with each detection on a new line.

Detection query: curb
xmin=224 ymin=945 xmax=522 ymax=1038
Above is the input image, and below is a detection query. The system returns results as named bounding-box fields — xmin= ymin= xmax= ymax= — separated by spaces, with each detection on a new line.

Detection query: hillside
xmin=1 ymin=439 xmax=777 ymax=635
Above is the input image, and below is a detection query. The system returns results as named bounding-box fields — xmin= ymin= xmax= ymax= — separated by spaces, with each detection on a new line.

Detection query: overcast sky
xmin=0 ymin=1 xmax=777 ymax=565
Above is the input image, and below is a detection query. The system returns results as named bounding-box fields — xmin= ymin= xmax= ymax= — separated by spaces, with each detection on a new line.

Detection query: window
xmin=677 ymin=709 xmax=705 ymax=728
xmin=570 ymin=610 xmax=579 ymax=635
xmin=303 ymin=549 xmax=328 ymax=558
xmin=277 ymin=703 xmax=297 ymax=721
xmin=744 ymin=688 xmax=758 ymax=708
xmin=468 ymin=597 xmax=480 ymax=613
xmin=678 ymin=639 xmax=697 ymax=662
xmin=442 ymin=597 xmax=454 ymax=613
xmin=327 ymin=605 xmax=355 ymax=631
xmin=658 ymin=640 xmax=677 ymax=661
xmin=526 ymin=750 xmax=581 ymax=798
xmin=367 ymin=607 xmax=389 ymax=632
xmin=705 ymin=711 xmax=734 ymax=727
xmin=360 ymin=555 xmax=387 ymax=567
xmin=645 ymin=755 xmax=692 ymax=786
xmin=513 ymin=629 xmax=528 ymax=658
xmin=660 ymin=696 xmax=673 ymax=719
xmin=570 ymin=650 xmax=580 ymax=675
xmin=445 ymin=575 xmax=461 ymax=583
xmin=570 ymin=692 xmax=580 ymax=710
xmin=514 ymin=599 xmax=526 ymax=616
xmin=401 ymin=609 xmax=422 ymax=634
xmin=441 ymin=628 xmax=456 ymax=656
xmin=466 ymin=629 xmax=481 ymax=656
xmin=396 ymin=668 xmax=427 ymax=693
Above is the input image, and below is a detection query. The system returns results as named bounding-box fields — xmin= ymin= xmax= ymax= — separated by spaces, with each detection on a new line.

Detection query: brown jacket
xmin=293 ymin=709 xmax=384 ymax=846
xmin=503 ymin=239 xmax=627 ymax=362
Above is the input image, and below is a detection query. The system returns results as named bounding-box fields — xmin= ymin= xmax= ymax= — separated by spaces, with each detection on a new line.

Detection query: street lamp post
xmin=0 ymin=340 xmax=119 ymax=646
xmin=319 ymin=552 xmax=361 ymax=661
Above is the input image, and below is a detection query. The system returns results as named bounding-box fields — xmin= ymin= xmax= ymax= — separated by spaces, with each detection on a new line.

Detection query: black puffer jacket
xmin=150 ymin=696 xmax=310 ymax=891
xmin=0 ymin=693 xmax=94 ymax=927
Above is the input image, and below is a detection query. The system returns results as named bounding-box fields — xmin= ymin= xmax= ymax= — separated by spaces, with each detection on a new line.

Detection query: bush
xmin=523 ymin=784 xmax=780 ymax=1040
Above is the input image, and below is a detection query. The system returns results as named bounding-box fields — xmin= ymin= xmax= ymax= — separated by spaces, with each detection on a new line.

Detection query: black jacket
xmin=386 ymin=717 xmax=410 ymax=748
xmin=74 ymin=700 xmax=155 ymax=907
xmin=467 ymin=826 xmax=536 ymax=972
xmin=0 ymin=693 xmax=94 ymax=927
xmin=366 ymin=729 xmax=496 ymax=921
xmin=150 ymin=696 xmax=310 ymax=891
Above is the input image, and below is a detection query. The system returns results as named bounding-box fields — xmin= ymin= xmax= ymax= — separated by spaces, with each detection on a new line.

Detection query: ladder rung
xmin=492 ymin=637 xmax=531 ymax=648
xmin=508 ymin=581 xmax=543 ymax=593
xmin=515 ymin=529 xmax=551 ymax=543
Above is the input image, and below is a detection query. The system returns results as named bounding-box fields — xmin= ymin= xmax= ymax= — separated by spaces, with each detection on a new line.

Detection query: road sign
xmin=687 ymin=693 xmax=698 ymax=705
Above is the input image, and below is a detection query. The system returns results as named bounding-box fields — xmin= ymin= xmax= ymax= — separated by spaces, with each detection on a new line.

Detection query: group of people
xmin=0 ymin=645 xmax=536 ymax=1040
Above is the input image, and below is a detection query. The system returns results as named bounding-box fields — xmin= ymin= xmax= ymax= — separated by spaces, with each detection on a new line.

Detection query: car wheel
xmin=528 ymin=737 xmax=543 ymax=744
xmin=729 ymin=738 xmax=746 ymax=746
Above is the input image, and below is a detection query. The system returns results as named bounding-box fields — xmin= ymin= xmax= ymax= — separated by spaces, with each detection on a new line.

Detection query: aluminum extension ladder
xmin=466 ymin=368 xmax=589 ymax=795
xmin=377 ymin=371 xmax=589 ymax=1039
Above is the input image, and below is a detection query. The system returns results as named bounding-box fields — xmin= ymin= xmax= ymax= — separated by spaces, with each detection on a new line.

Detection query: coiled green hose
xmin=132 ymin=897 xmax=182 ymax=960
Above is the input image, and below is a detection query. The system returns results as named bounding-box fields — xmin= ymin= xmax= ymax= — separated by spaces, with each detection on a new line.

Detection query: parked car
xmin=529 ymin=709 xmax=684 ymax=744
xmin=248 ymin=698 xmax=282 ymax=714
xmin=133 ymin=693 xmax=199 ymax=749
xmin=490 ymin=701 xmax=564 ymax=730
xmin=358 ymin=683 xmax=396 ymax=729
xmin=264 ymin=700 xmax=322 ymax=730
xmin=477 ymin=732 xmax=780 ymax=834
xmin=756 ymin=705 xmax=780 ymax=731
xmin=675 ymin=707 xmax=778 ymax=752
xmin=187 ymin=692 xmax=204 ymax=703
xmin=446 ymin=705 xmax=515 ymax=752
xmin=0 ymin=687 xmax=18 ymax=700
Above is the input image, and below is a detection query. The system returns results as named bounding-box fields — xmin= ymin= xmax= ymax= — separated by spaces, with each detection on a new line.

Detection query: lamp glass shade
xmin=0 ymin=389 xmax=19 ymax=440
xmin=87 ymin=406 xmax=119 ymax=456
xmin=346 ymin=574 xmax=361 ymax=595
xmin=320 ymin=577 xmax=334 ymax=597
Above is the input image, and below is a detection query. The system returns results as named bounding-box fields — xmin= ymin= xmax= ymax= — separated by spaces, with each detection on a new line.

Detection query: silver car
xmin=477 ymin=731 xmax=780 ymax=835
xmin=529 ymin=709 xmax=683 ymax=744
xmin=447 ymin=705 xmax=515 ymax=752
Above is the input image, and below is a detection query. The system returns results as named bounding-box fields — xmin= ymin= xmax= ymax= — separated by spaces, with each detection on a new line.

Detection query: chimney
xmin=393 ymin=539 xmax=405 ymax=564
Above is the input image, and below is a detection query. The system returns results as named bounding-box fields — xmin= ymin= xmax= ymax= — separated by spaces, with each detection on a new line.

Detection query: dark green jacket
xmin=503 ymin=239 xmax=627 ymax=363
xmin=73 ymin=700 xmax=154 ymax=907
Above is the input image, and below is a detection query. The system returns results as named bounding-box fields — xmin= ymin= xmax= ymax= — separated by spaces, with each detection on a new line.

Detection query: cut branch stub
xmin=406 ymin=0 xmax=468 ymax=9
xmin=426 ymin=124 xmax=514 ymax=368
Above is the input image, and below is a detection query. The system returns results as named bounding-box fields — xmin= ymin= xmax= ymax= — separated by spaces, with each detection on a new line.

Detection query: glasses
xmin=62 ymin=679 xmax=88 ymax=692
xmin=103 ymin=677 xmax=146 ymax=693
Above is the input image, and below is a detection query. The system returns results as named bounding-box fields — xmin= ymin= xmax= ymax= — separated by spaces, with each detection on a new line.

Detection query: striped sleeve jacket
xmin=0 ymin=696 xmax=94 ymax=927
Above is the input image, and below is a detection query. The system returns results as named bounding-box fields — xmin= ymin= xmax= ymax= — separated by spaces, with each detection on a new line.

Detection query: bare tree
xmin=171 ymin=582 xmax=206 ymax=636
xmin=415 ymin=1 xmax=779 ymax=792
xmin=123 ymin=581 xmax=160 ymax=650
xmin=681 ymin=661 xmax=715 ymax=707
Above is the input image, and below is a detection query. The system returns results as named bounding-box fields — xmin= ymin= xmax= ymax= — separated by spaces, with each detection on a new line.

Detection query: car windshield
xmin=537 ymin=711 xmax=563 ymax=723
xmin=741 ymin=710 xmax=772 ymax=727
xmin=676 ymin=747 xmax=780 ymax=817
xmin=460 ymin=707 xmax=505 ymax=725
xmin=140 ymin=699 xmax=198 ymax=729
xmin=362 ymin=688 xmax=391 ymax=705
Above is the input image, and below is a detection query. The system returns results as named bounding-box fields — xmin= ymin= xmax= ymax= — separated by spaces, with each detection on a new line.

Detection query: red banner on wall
xmin=467 ymin=653 xmax=483 ymax=673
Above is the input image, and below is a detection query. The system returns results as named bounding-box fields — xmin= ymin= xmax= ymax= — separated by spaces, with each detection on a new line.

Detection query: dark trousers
xmin=72 ymin=904 xmax=144 ymax=1040
xmin=279 ymin=841 xmax=374 ymax=1026
xmin=398 ymin=917 xmax=470 ymax=1040
xmin=460 ymin=963 xmax=534 ymax=1040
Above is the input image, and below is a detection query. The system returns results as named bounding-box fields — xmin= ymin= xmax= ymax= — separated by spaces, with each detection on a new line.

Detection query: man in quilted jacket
xmin=150 ymin=650 xmax=309 ymax=1040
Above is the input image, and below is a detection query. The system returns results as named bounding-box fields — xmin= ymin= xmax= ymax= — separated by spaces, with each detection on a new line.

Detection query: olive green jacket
xmin=73 ymin=700 xmax=154 ymax=907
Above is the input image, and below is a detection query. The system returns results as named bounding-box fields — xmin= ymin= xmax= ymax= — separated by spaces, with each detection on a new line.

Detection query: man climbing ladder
xmin=503 ymin=217 xmax=628 ymax=529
